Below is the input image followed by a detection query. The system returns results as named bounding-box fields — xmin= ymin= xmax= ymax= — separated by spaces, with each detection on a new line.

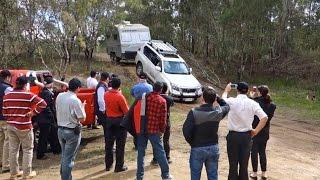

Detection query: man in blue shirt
xmin=131 ymin=73 xmax=153 ymax=99
xmin=130 ymin=72 xmax=153 ymax=150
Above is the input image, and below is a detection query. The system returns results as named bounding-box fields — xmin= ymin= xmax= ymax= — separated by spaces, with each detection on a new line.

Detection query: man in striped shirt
xmin=3 ymin=76 xmax=47 ymax=179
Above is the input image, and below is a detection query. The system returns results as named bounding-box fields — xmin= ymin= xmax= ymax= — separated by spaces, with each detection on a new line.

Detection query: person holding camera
xmin=250 ymin=85 xmax=276 ymax=180
xmin=222 ymin=82 xmax=268 ymax=180
xmin=183 ymin=86 xmax=230 ymax=180
xmin=56 ymin=78 xmax=86 ymax=180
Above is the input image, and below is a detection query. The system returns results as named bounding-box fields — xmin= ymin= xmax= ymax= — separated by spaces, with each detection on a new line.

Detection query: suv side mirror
xmin=189 ymin=68 xmax=193 ymax=73
xmin=155 ymin=66 xmax=161 ymax=72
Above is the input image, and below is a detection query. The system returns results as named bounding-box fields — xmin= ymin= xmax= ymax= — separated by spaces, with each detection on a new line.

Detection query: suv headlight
xmin=171 ymin=83 xmax=180 ymax=91
xmin=196 ymin=85 xmax=203 ymax=94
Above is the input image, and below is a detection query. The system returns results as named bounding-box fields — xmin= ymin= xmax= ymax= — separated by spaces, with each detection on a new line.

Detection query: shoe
xmin=261 ymin=176 xmax=268 ymax=180
xmin=114 ymin=165 xmax=128 ymax=173
xmin=249 ymin=173 xmax=258 ymax=180
xmin=162 ymin=174 xmax=173 ymax=180
xmin=92 ymin=125 xmax=100 ymax=129
xmin=150 ymin=159 xmax=159 ymax=166
xmin=37 ymin=154 xmax=48 ymax=160
xmin=106 ymin=165 xmax=113 ymax=172
xmin=10 ymin=171 xmax=23 ymax=180
xmin=22 ymin=171 xmax=37 ymax=179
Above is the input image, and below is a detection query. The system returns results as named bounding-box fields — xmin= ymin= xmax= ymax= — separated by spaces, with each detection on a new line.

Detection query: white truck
xmin=106 ymin=21 xmax=151 ymax=62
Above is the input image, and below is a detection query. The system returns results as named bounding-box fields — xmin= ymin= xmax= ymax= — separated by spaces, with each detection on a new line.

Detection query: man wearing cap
xmin=36 ymin=76 xmax=61 ymax=160
xmin=222 ymin=82 xmax=268 ymax=180
xmin=56 ymin=78 xmax=86 ymax=180
xmin=131 ymin=72 xmax=153 ymax=100
xmin=131 ymin=72 xmax=153 ymax=149
xmin=3 ymin=76 xmax=47 ymax=179
xmin=0 ymin=70 xmax=13 ymax=173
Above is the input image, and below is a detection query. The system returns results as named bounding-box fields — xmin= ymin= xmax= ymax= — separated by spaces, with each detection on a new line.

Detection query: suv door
xmin=142 ymin=46 xmax=159 ymax=82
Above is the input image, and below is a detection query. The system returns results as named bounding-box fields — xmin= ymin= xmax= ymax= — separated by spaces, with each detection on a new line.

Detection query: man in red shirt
xmin=3 ymin=76 xmax=47 ymax=179
xmin=136 ymin=82 xmax=172 ymax=180
xmin=104 ymin=77 xmax=129 ymax=172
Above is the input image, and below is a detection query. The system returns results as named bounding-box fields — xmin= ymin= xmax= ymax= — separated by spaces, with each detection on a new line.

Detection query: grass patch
xmin=250 ymin=76 xmax=320 ymax=123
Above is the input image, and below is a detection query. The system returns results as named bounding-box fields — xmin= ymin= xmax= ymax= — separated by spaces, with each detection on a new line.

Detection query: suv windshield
xmin=164 ymin=61 xmax=189 ymax=74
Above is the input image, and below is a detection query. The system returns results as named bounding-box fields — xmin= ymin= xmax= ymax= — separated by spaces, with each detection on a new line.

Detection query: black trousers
xmin=226 ymin=131 xmax=252 ymax=180
xmin=251 ymin=140 xmax=267 ymax=172
xmin=152 ymin=124 xmax=171 ymax=161
xmin=37 ymin=123 xmax=61 ymax=158
xmin=97 ymin=111 xmax=107 ymax=134
xmin=105 ymin=123 xmax=127 ymax=169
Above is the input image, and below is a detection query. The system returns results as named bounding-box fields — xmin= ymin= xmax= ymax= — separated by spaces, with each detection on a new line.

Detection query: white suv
xmin=135 ymin=40 xmax=202 ymax=102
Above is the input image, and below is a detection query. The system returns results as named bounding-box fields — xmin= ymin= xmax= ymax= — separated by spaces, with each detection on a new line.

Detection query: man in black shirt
xmin=36 ymin=76 xmax=61 ymax=159
xmin=183 ymin=86 xmax=230 ymax=180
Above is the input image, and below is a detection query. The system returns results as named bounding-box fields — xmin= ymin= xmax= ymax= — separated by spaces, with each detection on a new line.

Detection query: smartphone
xmin=253 ymin=86 xmax=257 ymax=92
xmin=231 ymin=84 xmax=238 ymax=89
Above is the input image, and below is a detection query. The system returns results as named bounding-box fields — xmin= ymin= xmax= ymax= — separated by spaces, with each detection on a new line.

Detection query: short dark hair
xmin=15 ymin=76 xmax=28 ymax=89
xmin=90 ymin=71 xmax=97 ymax=78
xmin=100 ymin=72 xmax=109 ymax=81
xmin=111 ymin=77 xmax=121 ymax=89
xmin=139 ymin=72 xmax=147 ymax=79
xmin=161 ymin=82 xmax=168 ymax=94
xmin=153 ymin=81 xmax=163 ymax=93
xmin=202 ymin=86 xmax=217 ymax=104
xmin=68 ymin=78 xmax=82 ymax=92
xmin=237 ymin=82 xmax=249 ymax=94
xmin=0 ymin=70 xmax=11 ymax=80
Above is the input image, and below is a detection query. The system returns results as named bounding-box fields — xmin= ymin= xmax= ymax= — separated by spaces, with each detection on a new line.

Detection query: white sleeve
xmin=4 ymin=87 xmax=13 ymax=94
xmin=222 ymin=96 xmax=234 ymax=106
xmin=97 ymin=87 xmax=105 ymax=112
xmin=72 ymin=99 xmax=86 ymax=120
xmin=93 ymin=79 xmax=98 ymax=88
xmin=253 ymin=102 xmax=268 ymax=120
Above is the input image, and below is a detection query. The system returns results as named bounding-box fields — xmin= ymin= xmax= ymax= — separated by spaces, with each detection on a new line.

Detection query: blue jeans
xmin=136 ymin=134 xmax=170 ymax=180
xmin=58 ymin=128 xmax=81 ymax=180
xmin=190 ymin=144 xmax=220 ymax=180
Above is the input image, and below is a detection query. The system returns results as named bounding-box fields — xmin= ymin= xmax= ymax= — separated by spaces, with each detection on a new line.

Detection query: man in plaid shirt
xmin=136 ymin=82 xmax=172 ymax=180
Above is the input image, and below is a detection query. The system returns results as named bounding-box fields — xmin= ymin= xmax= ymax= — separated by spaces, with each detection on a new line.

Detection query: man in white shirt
xmin=86 ymin=71 xmax=98 ymax=89
xmin=222 ymin=82 xmax=268 ymax=180
xmin=95 ymin=72 xmax=109 ymax=131
xmin=56 ymin=78 xmax=86 ymax=180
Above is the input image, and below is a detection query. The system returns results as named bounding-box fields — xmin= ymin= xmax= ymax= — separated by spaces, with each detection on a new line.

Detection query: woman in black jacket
xmin=250 ymin=85 xmax=276 ymax=180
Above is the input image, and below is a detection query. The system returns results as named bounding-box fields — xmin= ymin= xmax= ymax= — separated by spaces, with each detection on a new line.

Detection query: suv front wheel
xmin=136 ymin=62 xmax=143 ymax=76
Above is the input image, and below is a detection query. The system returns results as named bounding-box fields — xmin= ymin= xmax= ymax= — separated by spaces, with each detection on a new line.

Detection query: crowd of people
xmin=0 ymin=69 xmax=276 ymax=180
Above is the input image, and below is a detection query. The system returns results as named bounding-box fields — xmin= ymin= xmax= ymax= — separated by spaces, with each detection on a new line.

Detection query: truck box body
xmin=106 ymin=22 xmax=151 ymax=62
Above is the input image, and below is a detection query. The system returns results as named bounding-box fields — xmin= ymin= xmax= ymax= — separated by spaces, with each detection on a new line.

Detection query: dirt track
xmin=0 ymin=61 xmax=319 ymax=180
xmin=0 ymin=103 xmax=319 ymax=180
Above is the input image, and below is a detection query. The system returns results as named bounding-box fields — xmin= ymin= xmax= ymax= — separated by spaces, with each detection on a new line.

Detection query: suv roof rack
xmin=149 ymin=40 xmax=177 ymax=54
